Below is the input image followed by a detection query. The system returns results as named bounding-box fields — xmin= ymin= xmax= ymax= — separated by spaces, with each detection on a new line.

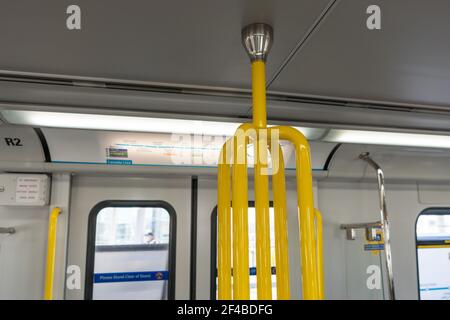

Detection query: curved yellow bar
xmin=232 ymin=123 xmax=253 ymax=299
xmin=315 ymin=209 xmax=325 ymax=300
xmin=270 ymin=143 xmax=290 ymax=299
xmin=272 ymin=125 xmax=320 ymax=300
xmin=44 ymin=207 xmax=62 ymax=300
xmin=217 ymin=141 xmax=232 ymax=299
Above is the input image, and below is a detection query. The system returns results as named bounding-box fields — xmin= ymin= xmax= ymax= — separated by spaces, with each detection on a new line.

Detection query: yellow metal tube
xmin=44 ymin=207 xmax=62 ymax=300
xmin=251 ymin=60 xmax=272 ymax=300
xmin=273 ymin=125 xmax=320 ymax=300
xmin=217 ymin=141 xmax=232 ymax=299
xmin=251 ymin=60 xmax=267 ymax=129
xmin=270 ymin=143 xmax=290 ymax=299
xmin=315 ymin=209 xmax=325 ymax=299
xmin=232 ymin=124 xmax=252 ymax=299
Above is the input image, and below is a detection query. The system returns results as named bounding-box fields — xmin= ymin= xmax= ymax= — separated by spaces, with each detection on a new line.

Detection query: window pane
xmin=417 ymin=214 xmax=450 ymax=241
xmin=416 ymin=211 xmax=450 ymax=300
xmin=92 ymin=206 xmax=172 ymax=300
xmin=95 ymin=207 xmax=170 ymax=246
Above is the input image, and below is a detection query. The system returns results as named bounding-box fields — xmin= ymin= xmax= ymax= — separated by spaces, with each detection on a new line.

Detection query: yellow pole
xmin=270 ymin=142 xmax=290 ymax=299
xmin=232 ymin=124 xmax=251 ymax=299
xmin=44 ymin=207 xmax=62 ymax=300
xmin=274 ymin=125 xmax=320 ymax=300
xmin=217 ymin=141 xmax=232 ymax=299
xmin=251 ymin=60 xmax=272 ymax=300
xmin=252 ymin=61 xmax=267 ymax=128
xmin=315 ymin=209 xmax=325 ymax=299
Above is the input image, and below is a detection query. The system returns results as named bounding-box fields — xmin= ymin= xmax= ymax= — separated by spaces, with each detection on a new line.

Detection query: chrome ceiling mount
xmin=241 ymin=23 xmax=273 ymax=62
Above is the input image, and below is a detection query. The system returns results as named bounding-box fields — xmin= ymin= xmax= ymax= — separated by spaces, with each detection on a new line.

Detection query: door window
xmin=416 ymin=208 xmax=450 ymax=300
xmin=85 ymin=201 xmax=176 ymax=300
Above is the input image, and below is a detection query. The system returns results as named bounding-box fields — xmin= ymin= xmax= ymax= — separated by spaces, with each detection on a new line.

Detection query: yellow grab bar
xmin=252 ymin=60 xmax=272 ymax=300
xmin=274 ymin=125 xmax=319 ymax=299
xmin=315 ymin=209 xmax=324 ymax=299
xmin=252 ymin=60 xmax=268 ymax=129
xmin=44 ymin=207 xmax=62 ymax=300
xmin=232 ymin=124 xmax=252 ymax=299
xmin=216 ymin=23 xmax=324 ymax=300
xmin=217 ymin=142 xmax=232 ymax=299
xmin=271 ymin=143 xmax=290 ymax=299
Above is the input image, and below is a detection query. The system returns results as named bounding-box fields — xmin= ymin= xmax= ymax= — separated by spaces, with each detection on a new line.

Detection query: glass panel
xmin=92 ymin=206 xmax=171 ymax=300
xmin=417 ymin=214 xmax=450 ymax=241
xmin=417 ymin=213 xmax=450 ymax=300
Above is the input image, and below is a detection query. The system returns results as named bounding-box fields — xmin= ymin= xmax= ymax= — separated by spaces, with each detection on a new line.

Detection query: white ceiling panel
xmin=270 ymin=0 xmax=450 ymax=108
xmin=0 ymin=0 xmax=330 ymax=90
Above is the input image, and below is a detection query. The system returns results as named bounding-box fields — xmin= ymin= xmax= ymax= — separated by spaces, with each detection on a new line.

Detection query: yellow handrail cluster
xmin=217 ymin=23 xmax=324 ymax=300
xmin=44 ymin=207 xmax=62 ymax=300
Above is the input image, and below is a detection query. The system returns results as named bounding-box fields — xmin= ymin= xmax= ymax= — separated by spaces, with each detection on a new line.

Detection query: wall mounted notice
xmin=0 ymin=174 xmax=50 ymax=206
xmin=16 ymin=177 xmax=43 ymax=203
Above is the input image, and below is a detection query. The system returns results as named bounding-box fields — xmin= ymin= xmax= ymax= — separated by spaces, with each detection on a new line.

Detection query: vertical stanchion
xmin=251 ymin=59 xmax=272 ymax=300
xmin=315 ymin=209 xmax=324 ymax=299
xmin=44 ymin=207 xmax=62 ymax=300
xmin=216 ymin=23 xmax=324 ymax=300
xmin=232 ymin=126 xmax=250 ymax=299
xmin=271 ymin=143 xmax=290 ymax=299
xmin=218 ymin=142 xmax=232 ymax=299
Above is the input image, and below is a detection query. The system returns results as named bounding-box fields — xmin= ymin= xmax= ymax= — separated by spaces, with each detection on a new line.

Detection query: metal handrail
xmin=359 ymin=152 xmax=395 ymax=300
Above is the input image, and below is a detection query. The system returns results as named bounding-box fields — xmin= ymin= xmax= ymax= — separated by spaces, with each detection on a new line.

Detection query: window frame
xmin=84 ymin=200 xmax=177 ymax=300
xmin=415 ymin=207 xmax=450 ymax=300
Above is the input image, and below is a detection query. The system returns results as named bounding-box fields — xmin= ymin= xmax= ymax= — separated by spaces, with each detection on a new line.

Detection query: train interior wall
xmin=0 ymin=130 xmax=449 ymax=300
xmin=0 ymin=170 xmax=449 ymax=299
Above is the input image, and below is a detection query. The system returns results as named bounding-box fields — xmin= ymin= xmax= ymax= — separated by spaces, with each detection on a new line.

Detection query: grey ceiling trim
xmin=3 ymin=75 xmax=450 ymax=134
xmin=0 ymin=69 xmax=252 ymax=94
xmin=4 ymin=62 xmax=450 ymax=116
xmin=267 ymin=90 xmax=450 ymax=114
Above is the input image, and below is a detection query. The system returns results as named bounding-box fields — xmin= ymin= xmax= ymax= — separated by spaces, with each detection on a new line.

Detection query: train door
xmin=65 ymin=175 xmax=192 ymax=300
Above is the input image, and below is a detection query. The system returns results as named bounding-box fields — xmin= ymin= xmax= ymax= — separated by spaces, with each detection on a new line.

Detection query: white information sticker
xmin=15 ymin=177 xmax=42 ymax=203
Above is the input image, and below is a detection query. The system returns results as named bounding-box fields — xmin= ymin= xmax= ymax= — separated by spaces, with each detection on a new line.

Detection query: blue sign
xmin=106 ymin=159 xmax=133 ymax=165
xmin=420 ymin=286 xmax=450 ymax=292
xmin=94 ymin=271 xmax=168 ymax=283
xmin=364 ymin=244 xmax=385 ymax=251
xmin=249 ymin=267 xmax=276 ymax=276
